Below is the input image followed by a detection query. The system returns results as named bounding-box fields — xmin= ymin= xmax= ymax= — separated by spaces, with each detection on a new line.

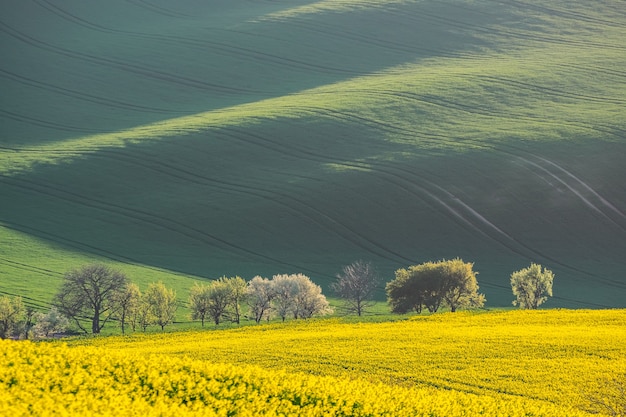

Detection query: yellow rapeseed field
xmin=2 ymin=309 xmax=625 ymax=416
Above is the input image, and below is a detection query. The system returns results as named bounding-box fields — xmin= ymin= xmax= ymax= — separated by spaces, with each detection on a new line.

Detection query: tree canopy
xmin=144 ymin=282 xmax=178 ymax=330
xmin=386 ymin=259 xmax=485 ymax=314
xmin=332 ymin=260 xmax=380 ymax=316
xmin=55 ymin=264 xmax=128 ymax=334
xmin=510 ymin=263 xmax=554 ymax=309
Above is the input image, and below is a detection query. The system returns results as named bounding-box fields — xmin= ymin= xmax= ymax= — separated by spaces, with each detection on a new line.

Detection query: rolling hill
xmin=1 ymin=0 xmax=625 ymax=310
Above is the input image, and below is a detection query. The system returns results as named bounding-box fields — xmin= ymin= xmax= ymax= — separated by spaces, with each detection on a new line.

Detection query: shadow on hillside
xmin=0 ymin=0 xmax=513 ymax=146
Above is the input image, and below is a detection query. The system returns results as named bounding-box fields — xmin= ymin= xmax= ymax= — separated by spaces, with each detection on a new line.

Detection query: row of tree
xmin=190 ymin=273 xmax=332 ymax=326
xmin=385 ymin=259 xmax=554 ymax=314
xmin=59 ymin=266 xmax=333 ymax=334
xmin=0 ymin=296 xmax=69 ymax=340
xmin=0 ymin=259 xmax=554 ymax=338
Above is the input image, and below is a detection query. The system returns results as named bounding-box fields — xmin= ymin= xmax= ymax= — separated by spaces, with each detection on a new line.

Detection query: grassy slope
xmin=1 ymin=0 xmax=625 ymax=312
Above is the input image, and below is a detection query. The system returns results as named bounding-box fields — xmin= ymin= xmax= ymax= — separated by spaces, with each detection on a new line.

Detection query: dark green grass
xmin=1 ymin=0 xmax=625 ymax=314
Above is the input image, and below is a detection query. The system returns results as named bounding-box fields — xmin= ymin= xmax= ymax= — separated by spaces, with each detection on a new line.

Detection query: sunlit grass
xmin=2 ymin=42 xmax=624 ymax=176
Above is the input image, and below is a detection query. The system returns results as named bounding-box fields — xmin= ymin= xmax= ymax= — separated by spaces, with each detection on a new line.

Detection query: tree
xmin=291 ymin=274 xmax=332 ymax=319
xmin=440 ymin=259 xmax=485 ymax=312
xmin=246 ymin=276 xmax=274 ymax=323
xmin=0 ymin=295 xmax=24 ymax=339
xmin=332 ymin=260 xmax=380 ymax=316
xmin=135 ymin=296 xmax=155 ymax=332
xmin=189 ymin=283 xmax=211 ymax=327
xmin=271 ymin=274 xmax=298 ymax=322
xmin=510 ymin=263 xmax=554 ymax=309
xmin=55 ymin=264 xmax=128 ymax=334
xmin=206 ymin=278 xmax=232 ymax=326
xmin=31 ymin=307 xmax=69 ymax=340
xmin=386 ymin=266 xmax=425 ymax=314
xmin=270 ymin=274 xmax=331 ymax=321
xmin=144 ymin=282 xmax=177 ymax=330
xmin=224 ymin=276 xmax=247 ymax=324
xmin=112 ymin=283 xmax=141 ymax=334
xmin=23 ymin=306 xmax=37 ymax=339
xmin=386 ymin=259 xmax=485 ymax=314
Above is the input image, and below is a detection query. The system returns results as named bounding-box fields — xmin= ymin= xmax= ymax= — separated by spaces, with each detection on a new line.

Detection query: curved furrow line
xmin=410 ymin=92 xmax=626 ymax=140
xmin=430 ymin=375 xmax=551 ymax=401
xmin=0 ymin=286 xmax=53 ymax=311
xmin=0 ymin=68 xmax=187 ymax=115
xmin=31 ymin=0 xmax=364 ymax=77
xmin=0 ymin=109 xmax=102 ymax=134
xmin=152 ymin=129 xmax=418 ymax=265
xmin=383 ymin=4 xmax=626 ymax=52
xmin=229 ymin=109 xmax=626 ymax=288
xmin=278 ymin=109 xmax=626 ymax=288
xmin=124 ymin=0 xmax=191 ymax=18
xmin=550 ymin=295 xmax=615 ymax=308
xmin=240 ymin=109 xmax=622 ymax=256
xmin=0 ymin=257 xmax=62 ymax=278
xmin=2 ymin=143 xmax=411 ymax=272
xmin=558 ymin=63 xmax=626 ymax=79
xmin=83 ymin=146 xmax=412 ymax=266
xmin=395 ymin=167 xmax=626 ymax=289
xmin=0 ymin=222 xmax=206 ymax=285
xmin=211 ymin=126 xmax=545 ymax=266
xmin=531 ymin=155 xmax=626 ymax=223
xmin=304 ymin=89 xmax=626 ymax=141
xmin=0 ymin=175 xmax=325 ymax=276
xmin=294 ymin=105 xmax=448 ymax=146
xmin=478 ymin=75 xmax=626 ymax=106
xmin=4 ymin=125 xmax=622 ymax=286
xmin=489 ymin=0 xmax=625 ymax=28
xmin=7 ymin=136 xmax=624 ymax=289
xmin=515 ymin=156 xmax=623 ymax=231
xmin=273 ymin=18 xmax=486 ymax=63
xmin=0 ymin=21 xmax=271 ymax=96
xmin=0 ymin=143 xmax=417 ymax=265
xmin=32 ymin=0 xmax=130 ymax=33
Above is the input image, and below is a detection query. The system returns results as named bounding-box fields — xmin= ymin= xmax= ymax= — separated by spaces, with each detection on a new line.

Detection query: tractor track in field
xmin=0 ymin=257 xmax=61 ymax=278
xmin=0 ymin=143 xmax=416 ymax=268
xmin=299 ymin=101 xmax=626 ymax=237
xmin=0 ymin=143 xmax=412 ymax=262
xmin=514 ymin=156 xmax=626 ymax=233
xmin=557 ymin=63 xmax=626 ymax=80
xmin=0 ymin=221 xmax=203 ymax=286
xmin=0 ymin=174 xmax=329 ymax=278
xmin=300 ymin=87 xmax=625 ymax=141
xmin=0 ymin=68 xmax=188 ymax=116
xmin=284 ymin=106 xmax=626 ymax=288
xmin=30 ymin=0 xmax=364 ymax=78
xmin=382 ymin=2 xmax=626 ymax=52
xmin=477 ymin=75 xmax=626 ymax=106
xmin=0 ymin=21 xmax=272 ymax=97
xmin=486 ymin=0 xmax=625 ymax=28
xmin=273 ymin=18 xmax=489 ymax=62
xmin=3 ymin=83 xmax=624 ymax=289
xmin=212 ymin=119 xmax=626 ymax=290
xmin=124 ymin=0 xmax=192 ymax=19
xmin=3 ymin=130 xmax=625 ymax=294
xmin=0 ymin=109 xmax=102 ymax=134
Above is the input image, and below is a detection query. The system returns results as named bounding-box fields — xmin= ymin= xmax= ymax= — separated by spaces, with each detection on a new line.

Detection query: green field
xmin=1 ymin=0 xmax=625 ymax=312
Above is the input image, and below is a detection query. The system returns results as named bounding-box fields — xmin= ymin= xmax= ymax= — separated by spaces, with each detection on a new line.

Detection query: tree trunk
xmin=92 ymin=309 xmax=100 ymax=334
